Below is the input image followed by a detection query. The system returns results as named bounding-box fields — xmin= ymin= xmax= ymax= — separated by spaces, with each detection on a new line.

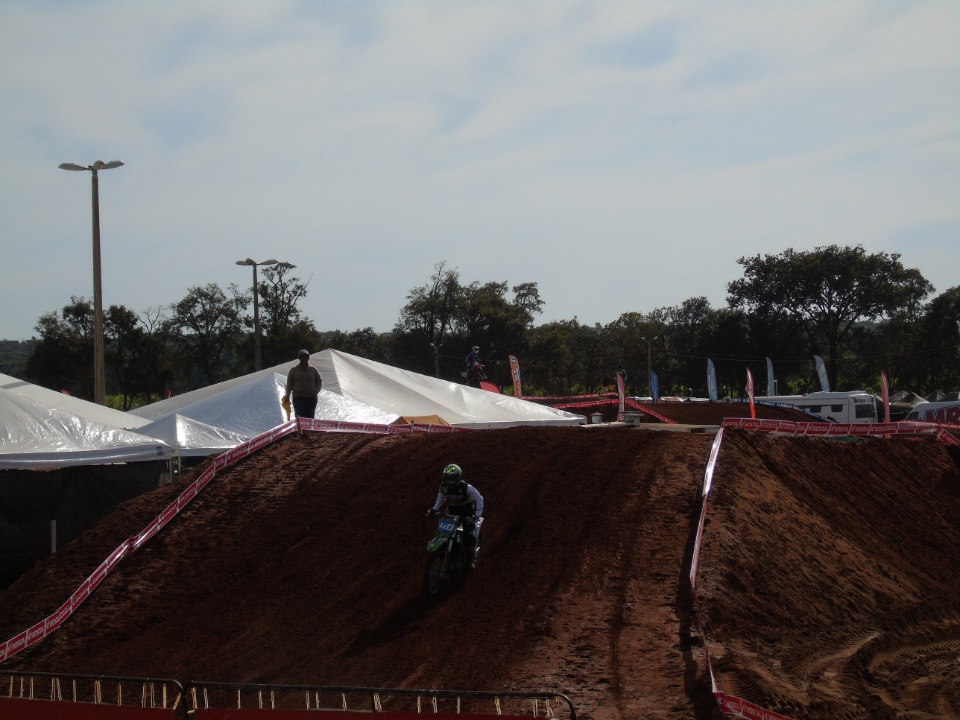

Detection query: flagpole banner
xmin=651 ymin=371 xmax=660 ymax=401
xmin=814 ymin=355 xmax=830 ymax=392
xmin=766 ymin=356 xmax=775 ymax=396
xmin=746 ymin=368 xmax=756 ymax=419
xmin=707 ymin=360 xmax=718 ymax=401
xmin=881 ymin=370 xmax=890 ymax=423
xmin=508 ymin=354 xmax=523 ymax=397
xmin=616 ymin=372 xmax=626 ymax=415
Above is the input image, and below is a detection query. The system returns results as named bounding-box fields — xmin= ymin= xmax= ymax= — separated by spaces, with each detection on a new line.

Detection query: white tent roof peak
xmin=316 ymin=349 xmax=583 ymax=427
xmin=130 ymin=349 xmax=583 ymax=433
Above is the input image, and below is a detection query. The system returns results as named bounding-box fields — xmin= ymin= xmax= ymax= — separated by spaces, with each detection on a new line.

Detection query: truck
xmin=905 ymin=400 xmax=960 ymax=425
xmin=755 ymin=390 xmax=879 ymax=424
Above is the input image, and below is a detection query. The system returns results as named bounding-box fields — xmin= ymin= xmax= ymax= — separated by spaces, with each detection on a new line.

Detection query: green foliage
xmin=15 ymin=247 xmax=959 ymax=401
xmin=0 ymin=339 xmax=36 ymax=378
xmin=167 ymin=283 xmax=249 ymax=386
xmin=728 ymin=245 xmax=934 ymax=390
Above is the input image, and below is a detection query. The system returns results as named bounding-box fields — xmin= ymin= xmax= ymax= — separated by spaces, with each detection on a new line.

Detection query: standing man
xmin=285 ymin=349 xmax=323 ymax=419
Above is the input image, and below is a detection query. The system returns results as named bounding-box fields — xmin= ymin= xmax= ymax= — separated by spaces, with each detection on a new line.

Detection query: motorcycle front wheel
xmin=425 ymin=553 xmax=445 ymax=597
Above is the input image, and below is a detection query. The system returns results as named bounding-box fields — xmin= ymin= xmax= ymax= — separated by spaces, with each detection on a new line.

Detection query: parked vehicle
xmin=756 ymin=390 xmax=879 ymax=424
xmin=905 ymin=400 xmax=960 ymax=424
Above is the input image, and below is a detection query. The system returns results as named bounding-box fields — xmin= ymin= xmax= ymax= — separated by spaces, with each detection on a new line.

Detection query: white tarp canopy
xmin=1 ymin=372 xmax=151 ymax=431
xmin=130 ymin=349 xmax=584 ymax=432
xmin=135 ymin=414 xmax=250 ymax=458
xmin=0 ymin=388 xmax=172 ymax=469
xmin=129 ymin=369 xmax=399 ymax=438
xmin=316 ymin=350 xmax=584 ymax=427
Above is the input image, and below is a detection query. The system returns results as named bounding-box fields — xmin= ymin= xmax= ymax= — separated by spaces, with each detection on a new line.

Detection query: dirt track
xmin=1 ymin=409 xmax=958 ymax=719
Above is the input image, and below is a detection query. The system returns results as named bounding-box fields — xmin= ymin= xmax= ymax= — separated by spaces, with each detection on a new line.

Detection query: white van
xmin=756 ymin=390 xmax=878 ymax=424
xmin=905 ymin=400 xmax=960 ymax=425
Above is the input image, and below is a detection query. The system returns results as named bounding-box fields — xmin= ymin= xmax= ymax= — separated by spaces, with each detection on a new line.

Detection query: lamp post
xmin=59 ymin=160 xmax=124 ymax=405
xmin=236 ymin=258 xmax=279 ymax=370
xmin=641 ymin=335 xmax=658 ymax=399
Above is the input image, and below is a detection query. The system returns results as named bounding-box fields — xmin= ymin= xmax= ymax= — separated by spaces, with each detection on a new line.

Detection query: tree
xmin=604 ymin=311 xmax=662 ymax=396
xmin=104 ymin=305 xmax=174 ymax=408
xmin=25 ymin=297 xmax=95 ymax=398
xmin=455 ymin=280 xmax=542 ymax=382
xmin=524 ymin=319 xmax=609 ymax=395
xmin=256 ymin=263 xmax=316 ymax=368
xmin=394 ymin=262 xmax=463 ymax=377
xmin=727 ymin=245 xmax=933 ymax=390
xmin=167 ymin=283 xmax=248 ymax=386
xmin=324 ymin=328 xmax=392 ymax=362
xmin=394 ymin=263 xmax=545 ymax=383
xmin=915 ymin=287 xmax=960 ymax=392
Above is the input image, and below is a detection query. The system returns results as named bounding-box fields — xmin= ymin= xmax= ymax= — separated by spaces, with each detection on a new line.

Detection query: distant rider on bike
xmin=463 ymin=346 xmax=486 ymax=388
xmin=427 ymin=464 xmax=484 ymax=564
xmin=465 ymin=345 xmax=482 ymax=372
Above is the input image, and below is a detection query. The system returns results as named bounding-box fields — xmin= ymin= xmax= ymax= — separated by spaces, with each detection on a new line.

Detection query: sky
xmin=1 ymin=1 xmax=958 ymax=342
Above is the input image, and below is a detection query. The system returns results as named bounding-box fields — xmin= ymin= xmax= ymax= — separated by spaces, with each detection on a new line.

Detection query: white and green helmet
xmin=441 ymin=463 xmax=463 ymax=491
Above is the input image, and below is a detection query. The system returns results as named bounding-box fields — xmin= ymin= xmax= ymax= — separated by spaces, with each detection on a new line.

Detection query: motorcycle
xmin=461 ymin=363 xmax=488 ymax=389
xmin=424 ymin=513 xmax=483 ymax=597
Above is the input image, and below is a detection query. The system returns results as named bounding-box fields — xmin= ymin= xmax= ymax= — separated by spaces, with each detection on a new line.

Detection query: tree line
xmin=17 ymin=246 xmax=960 ymax=409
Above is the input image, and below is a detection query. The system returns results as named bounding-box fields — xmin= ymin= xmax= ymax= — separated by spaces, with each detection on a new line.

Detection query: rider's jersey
xmin=465 ymin=350 xmax=480 ymax=369
xmin=432 ymin=483 xmax=484 ymax=518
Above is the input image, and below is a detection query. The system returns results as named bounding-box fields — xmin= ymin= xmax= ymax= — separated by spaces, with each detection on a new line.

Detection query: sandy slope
xmin=1 ymin=420 xmax=958 ymax=720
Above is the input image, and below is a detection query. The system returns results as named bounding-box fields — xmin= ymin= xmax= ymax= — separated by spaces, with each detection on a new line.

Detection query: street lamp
xmin=235 ymin=258 xmax=279 ymax=370
xmin=641 ymin=335 xmax=658 ymax=399
xmin=59 ymin=160 xmax=124 ymax=405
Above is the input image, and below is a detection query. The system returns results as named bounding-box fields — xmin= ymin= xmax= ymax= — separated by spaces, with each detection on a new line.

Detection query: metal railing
xmin=1 ymin=669 xmax=186 ymax=718
xmin=186 ymin=681 xmax=576 ymax=718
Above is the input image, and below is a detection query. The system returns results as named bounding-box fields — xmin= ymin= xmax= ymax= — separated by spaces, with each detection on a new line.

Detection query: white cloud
xmin=1 ymin=0 xmax=957 ymax=342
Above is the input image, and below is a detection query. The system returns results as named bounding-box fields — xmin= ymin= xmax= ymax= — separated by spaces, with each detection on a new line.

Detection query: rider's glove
xmin=426 ymin=507 xmax=438 ymax=517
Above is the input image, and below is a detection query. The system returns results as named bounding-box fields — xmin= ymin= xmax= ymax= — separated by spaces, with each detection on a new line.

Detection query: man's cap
xmin=298 ymin=349 xmax=310 ymax=358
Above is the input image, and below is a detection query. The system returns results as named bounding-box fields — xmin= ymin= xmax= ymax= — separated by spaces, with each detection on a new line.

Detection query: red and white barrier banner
xmin=715 ymin=692 xmax=795 ymax=720
xmin=300 ymin=418 xmax=468 ymax=434
xmin=0 ymin=697 xmax=175 ymax=719
xmin=551 ymin=398 xmax=618 ymax=410
xmin=624 ymin=401 xmax=677 ymax=424
xmin=937 ymin=428 xmax=960 ymax=446
xmin=0 ymin=697 xmax=544 ymax=720
xmin=193 ymin=711 xmax=527 ymax=720
xmin=519 ymin=392 xmax=616 ymax=402
xmin=720 ymin=418 xmax=949 ymax=440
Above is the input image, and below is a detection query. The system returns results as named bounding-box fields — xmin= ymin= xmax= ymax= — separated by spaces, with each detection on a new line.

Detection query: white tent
xmin=316 ymin=350 xmax=584 ymax=427
xmin=0 ymin=372 xmax=151 ymax=431
xmin=0 ymin=388 xmax=171 ymax=469
xmin=130 ymin=349 xmax=583 ymax=433
xmin=129 ymin=370 xmax=399 ymax=437
xmin=135 ymin=414 xmax=250 ymax=458
xmin=0 ymin=383 xmax=173 ymax=588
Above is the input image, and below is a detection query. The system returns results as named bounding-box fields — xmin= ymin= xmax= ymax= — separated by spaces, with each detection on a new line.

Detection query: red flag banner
xmin=745 ymin=369 xmax=756 ymax=419
xmin=616 ymin=372 xmax=626 ymax=416
xmin=508 ymin=355 xmax=523 ymax=397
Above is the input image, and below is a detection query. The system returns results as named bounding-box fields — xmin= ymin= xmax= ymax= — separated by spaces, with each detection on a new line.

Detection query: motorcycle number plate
xmin=438 ymin=519 xmax=457 ymax=536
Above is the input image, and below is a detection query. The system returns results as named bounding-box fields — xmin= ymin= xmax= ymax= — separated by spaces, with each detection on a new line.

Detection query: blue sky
xmin=1 ymin=1 xmax=958 ymax=342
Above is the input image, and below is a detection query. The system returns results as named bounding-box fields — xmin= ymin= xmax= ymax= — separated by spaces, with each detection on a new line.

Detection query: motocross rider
xmin=465 ymin=345 xmax=481 ymax=371
xmin=428 ymin=464 xmax=484 ymax=564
